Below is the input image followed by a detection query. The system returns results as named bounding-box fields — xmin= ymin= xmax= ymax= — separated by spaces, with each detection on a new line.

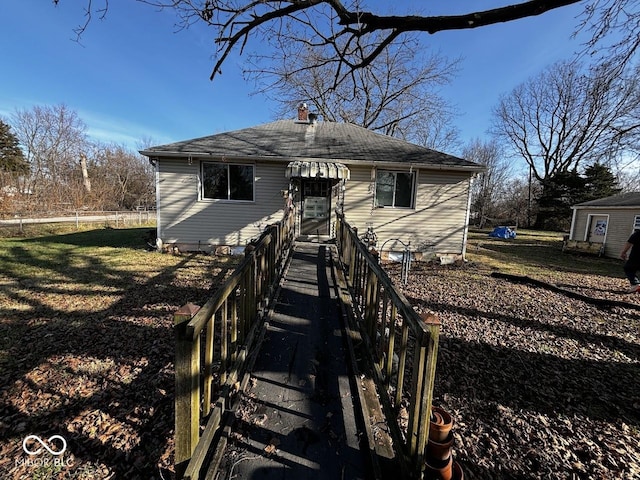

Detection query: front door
xmin=301 ymin=180 xmax=330 ymax=235
xmin=587 ymin=215 xmax=608 ymax=243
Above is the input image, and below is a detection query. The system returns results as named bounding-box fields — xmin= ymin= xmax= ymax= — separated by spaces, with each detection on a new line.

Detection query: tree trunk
xmin=80 ymin=153 xmax=91 ymax=193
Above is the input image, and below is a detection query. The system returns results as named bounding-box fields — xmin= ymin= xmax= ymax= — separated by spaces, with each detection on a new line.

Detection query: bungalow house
xmin=140 ymin=105 xmax=484 ymax=259
xmin=568 ymin=192 xmax=640 ymax=258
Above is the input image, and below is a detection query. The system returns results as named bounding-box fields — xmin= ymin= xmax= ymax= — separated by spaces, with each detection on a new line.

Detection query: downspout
xmin=461 ymin=175 xmax=474 ymax=260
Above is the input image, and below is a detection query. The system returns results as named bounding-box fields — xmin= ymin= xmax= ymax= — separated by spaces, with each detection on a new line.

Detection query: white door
xmin=301 ymin=180 xmax=330 ymax=235
xmin=587 ymin=215 xmax=608 ymax=243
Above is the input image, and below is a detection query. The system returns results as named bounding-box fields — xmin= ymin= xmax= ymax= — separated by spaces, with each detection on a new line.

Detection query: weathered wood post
xmin=365 ymin=261 xmax=380 ymax=343
xmin=174 ymin=303 xmax=201 ymax=479
xmin=348 ymin=226 xmax=358 ymax=284
xmin=244 ymin=243 xmax=257 ymax=328
xmin=414 ymin=312 xmax=440 ymax=477
xmin=384 ymin=303 xmax=398 ymax=386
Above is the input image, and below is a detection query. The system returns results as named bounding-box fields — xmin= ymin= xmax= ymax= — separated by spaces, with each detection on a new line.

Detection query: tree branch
xmin=335 ymin=0 xmax=582 ymax=33
xmin=59 ymin=0 xmax=586 ymax=85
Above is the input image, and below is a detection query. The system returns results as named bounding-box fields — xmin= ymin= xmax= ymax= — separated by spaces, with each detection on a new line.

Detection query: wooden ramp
xmin=209 ymin=242 xmax=373 ymax=479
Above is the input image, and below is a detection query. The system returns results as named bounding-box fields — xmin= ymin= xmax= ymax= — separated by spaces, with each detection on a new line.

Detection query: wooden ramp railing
xmin=174 ymin=209 xmax=294 ymax=480
xmin=336 ymin=213 xmax=441 ymax=479
xmin=174 ymin=209 xmax=439 ymax=479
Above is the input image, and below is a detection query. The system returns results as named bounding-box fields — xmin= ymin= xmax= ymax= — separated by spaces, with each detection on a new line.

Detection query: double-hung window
xmin=375 ymin=170 xmax=415 ymax=208
xmin=202 ymin=162 xmax=254 ymax=201
xmin=634 ymin=215 xmax=640 ymax=230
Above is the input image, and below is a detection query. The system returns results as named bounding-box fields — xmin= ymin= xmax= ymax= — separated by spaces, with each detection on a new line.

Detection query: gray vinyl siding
xmin=157 ymin=158 xmax=287 ymax=248
xmin=343 ymin=165 xmax=471 ymax=255
xmin=572 ymin=207 xmax=640 ymax=258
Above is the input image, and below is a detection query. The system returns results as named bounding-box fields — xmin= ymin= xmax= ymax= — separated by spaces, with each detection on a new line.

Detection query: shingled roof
xmin=574 ymin=192 xmax=640 ymax=208
xmin=141 ymin=120 xmax=482 ymax=171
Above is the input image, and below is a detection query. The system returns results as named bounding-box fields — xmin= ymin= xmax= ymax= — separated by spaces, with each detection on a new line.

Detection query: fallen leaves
xmin=67 ymin=408 xmax=141 ymax=451
xmin=264 ymin=437 xmax=280 ymax=456
xmin=386 ymin=259 xmax=640 ymax=479
xmin=0 ymin=229 xmax=237 ymax=480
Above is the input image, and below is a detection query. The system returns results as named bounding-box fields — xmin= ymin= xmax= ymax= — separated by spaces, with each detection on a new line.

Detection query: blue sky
xmin=0 ymin=1 xmax=588 ymax=154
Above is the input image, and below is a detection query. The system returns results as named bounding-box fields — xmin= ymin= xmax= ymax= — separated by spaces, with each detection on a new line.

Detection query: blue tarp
xmin=489 ymin=226 xmax=516 ymax=239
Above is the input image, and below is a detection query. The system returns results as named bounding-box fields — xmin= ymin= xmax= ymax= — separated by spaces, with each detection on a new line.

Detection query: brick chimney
xmin=297 ymin=103 xmax=309 ymax=122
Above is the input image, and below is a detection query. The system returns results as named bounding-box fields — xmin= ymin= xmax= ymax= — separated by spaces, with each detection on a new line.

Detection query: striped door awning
xmin=285 ymin=161 xmax=350 ymax=180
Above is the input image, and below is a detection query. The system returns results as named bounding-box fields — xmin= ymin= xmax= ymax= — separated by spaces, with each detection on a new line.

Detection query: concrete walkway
xmin=216 ymin=242 xmax=369 ymax=479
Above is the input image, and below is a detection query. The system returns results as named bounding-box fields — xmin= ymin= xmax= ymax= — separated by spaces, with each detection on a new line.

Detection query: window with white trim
xmin=375 ymin=170 xmax=415 ymax=208
xmin=634 ymin=215 xmax=640 ymax=229
xmin=202 ymin=162 xmax=254 ymax=201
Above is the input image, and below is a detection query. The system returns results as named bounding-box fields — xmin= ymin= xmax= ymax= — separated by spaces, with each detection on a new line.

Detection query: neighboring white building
xmin=140 ymin=108 xmax=484 ymax=259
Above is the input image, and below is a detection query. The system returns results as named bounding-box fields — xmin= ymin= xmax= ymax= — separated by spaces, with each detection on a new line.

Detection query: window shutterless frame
xmin=201 ymin=162 xmax=255 ymax=202
xmin=375 ymin=170 xmax=416 ymax=208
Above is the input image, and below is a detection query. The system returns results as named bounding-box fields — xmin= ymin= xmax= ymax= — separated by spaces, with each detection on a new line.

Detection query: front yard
xmin=388 ymin=230 xmax=639 ymax=479
xmin=1 ymin=226 xmax=637 ymax=479
xmin=0 ymin=227 xmax=236 ymax=480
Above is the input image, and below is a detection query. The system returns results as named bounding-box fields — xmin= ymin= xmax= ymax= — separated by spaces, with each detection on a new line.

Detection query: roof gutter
xmin=138 ymin=150 xmax=486 ymax=173
xmin=572 ymin=204 xmax=640 ymax=210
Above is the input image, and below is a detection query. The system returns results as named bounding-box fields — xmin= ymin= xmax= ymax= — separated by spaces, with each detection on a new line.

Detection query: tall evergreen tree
xmin=536 ymin=171 xmax=586 ymax=231
xmin=0 ymin=120 xmax=28 ymax=174
xmin=582 ymin=162 xmax=622 ymax=201
xmin=534 ymin=163 xmax=622 ymax=230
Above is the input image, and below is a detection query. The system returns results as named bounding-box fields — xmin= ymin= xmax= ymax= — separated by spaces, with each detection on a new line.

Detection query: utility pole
xmin=527 ymin=164 xmax=532 ymax=228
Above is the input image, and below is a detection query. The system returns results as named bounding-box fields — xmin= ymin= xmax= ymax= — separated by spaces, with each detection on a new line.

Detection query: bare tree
xmin=90 ymin=144 xmax=156 ymax=210
xmin=492 ymin=60 xmax=640 ymax=228
xmin=463 ymin=139 xmax=511 ymax=228
xmin=8 ymin=106 xmax=155 ymax=213
xmin=577 ymin=0 xmax=640 ymax=73
xmin=57 ymin=1 xmax=582 ymax=85
xmin=249 ymin=31 xmax=460 ymax=149
xmin=616 ymin=165 xmax=640 ymax=192
xmin=491 ymin=60 xmax=640 ymax=182
xmin=10 ymin=104 xmax=89 ymax=212
xmin=493 ymin=176 xmax=541 ymax=227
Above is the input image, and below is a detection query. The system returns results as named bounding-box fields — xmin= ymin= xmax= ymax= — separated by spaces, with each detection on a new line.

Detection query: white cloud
xmin=0 ymin=98 xmax=173 ymax=149
xmin=77 ymin=109 xmax=174 ymax=149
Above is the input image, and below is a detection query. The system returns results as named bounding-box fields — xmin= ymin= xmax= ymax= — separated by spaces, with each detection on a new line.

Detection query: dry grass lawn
xmin=0 ymin=226 xmax=236 ymax=480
